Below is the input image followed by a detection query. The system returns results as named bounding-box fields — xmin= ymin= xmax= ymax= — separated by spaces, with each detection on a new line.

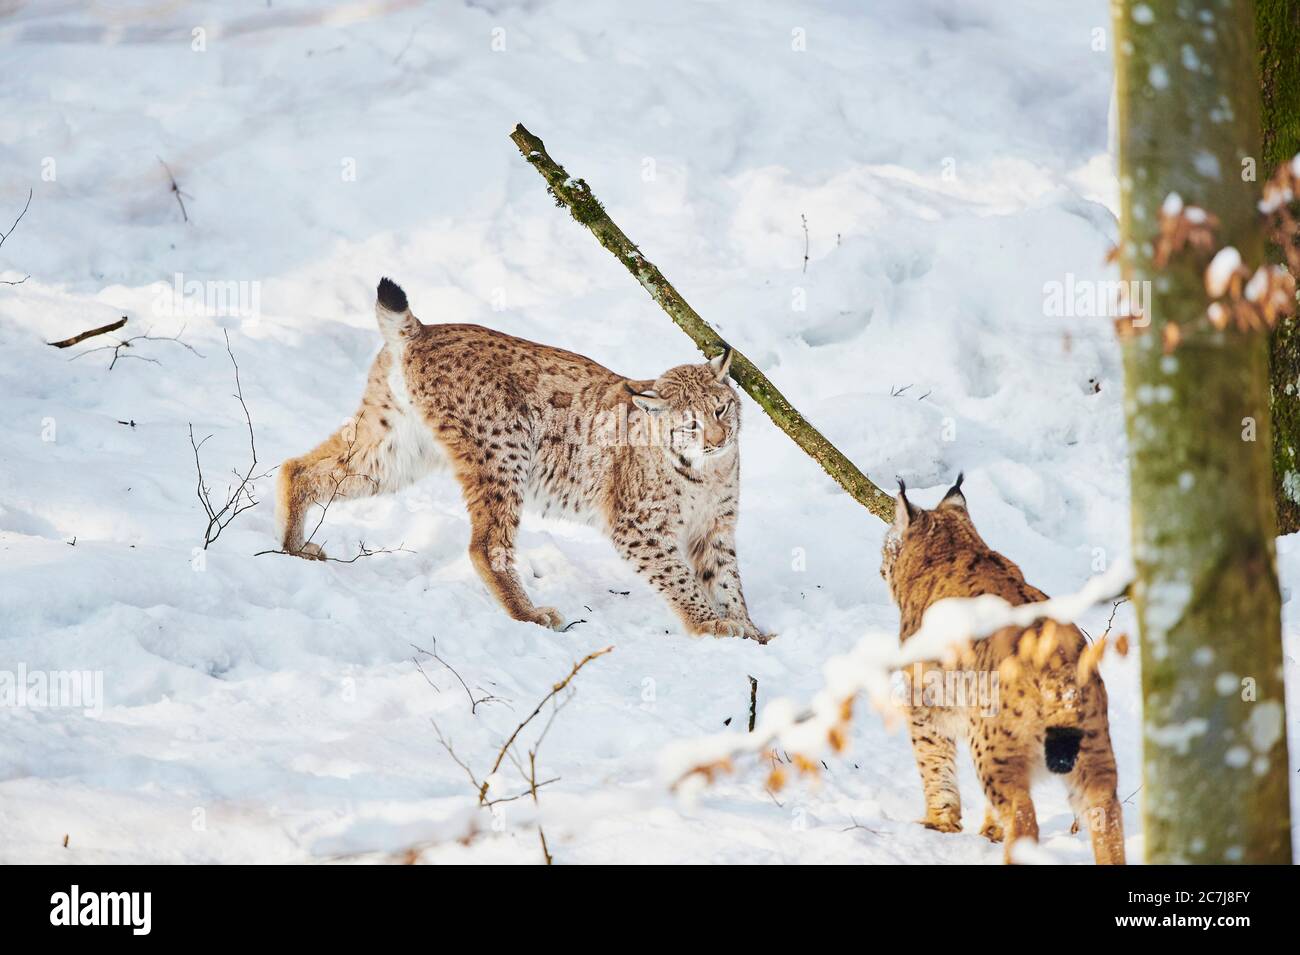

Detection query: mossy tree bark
xmin=1258 ymin=0 xmax=1300 ymax=533
xmin=509 ymin=124 xmax=896 ymax=523
xmin=1113 ymin=0 xmax=1292 ymax=862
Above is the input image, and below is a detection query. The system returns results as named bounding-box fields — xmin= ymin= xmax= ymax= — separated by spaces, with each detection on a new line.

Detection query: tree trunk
xmin=1258 ymin=0 xmax=1300 ymax=533
xmin=1112 ymin=0 xmax=1292 ymax=862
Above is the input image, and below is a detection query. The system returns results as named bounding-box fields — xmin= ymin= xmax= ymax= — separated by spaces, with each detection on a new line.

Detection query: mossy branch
xmin=509 ymin=123 xmax=894 ymax=522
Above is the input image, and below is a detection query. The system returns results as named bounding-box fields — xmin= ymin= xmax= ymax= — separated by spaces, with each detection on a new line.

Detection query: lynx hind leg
xmin=446 ymin=433 xmax=561 ymax=630
xmin=907 ymin=708 xmax=962 ymax=833
xmin=1066 ymin=732 xmax=1126 ymax=865
xmin=276 ymin=351 xmax=434 ymax=557
xmin=972 ymin=739 xmax=1037 ymax=864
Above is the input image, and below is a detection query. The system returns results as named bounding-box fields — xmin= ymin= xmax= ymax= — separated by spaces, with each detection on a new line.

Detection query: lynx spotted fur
xmin=276 ymin=278 xmax=768 ymax=641
xmin=880 ymin=476 xmax=1124 ymax=864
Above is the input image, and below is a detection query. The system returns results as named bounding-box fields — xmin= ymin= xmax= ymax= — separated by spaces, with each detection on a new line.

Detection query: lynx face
xmin=628 ymin=353 xmax=740 ymax=462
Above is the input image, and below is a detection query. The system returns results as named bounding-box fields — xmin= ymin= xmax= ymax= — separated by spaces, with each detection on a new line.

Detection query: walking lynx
xmin=881 ymin=476 xmax=1125 ymax=864
xmin=276 ymin=278 xmax=768 ymax=641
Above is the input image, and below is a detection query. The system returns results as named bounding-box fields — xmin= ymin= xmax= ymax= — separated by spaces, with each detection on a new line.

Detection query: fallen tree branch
xmin=48 ymin=316 xmax=128 ymax=349
xmin=509 ymin=123 xmax=894 ymax=522
xmin=70 ymin=323 xmax=202 ymax=369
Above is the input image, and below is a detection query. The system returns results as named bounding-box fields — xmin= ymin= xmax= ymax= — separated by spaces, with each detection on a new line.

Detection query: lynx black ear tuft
xmin=940 ymin=471 xmax=967 ymax=509
xmin=377 ymin=277 xmax=408 ymax=313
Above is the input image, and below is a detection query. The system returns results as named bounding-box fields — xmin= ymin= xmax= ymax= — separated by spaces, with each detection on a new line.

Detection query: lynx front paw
xmin=291 ymin=542 xmax=327 ymax=561
xmin=742 ymin=621 xmax=776 ymax=644
xmin=692 ymin=618 xmax=747 ymax=638
xmin=526 ymin=606 xmax=565 ymax=631
xmin=980 ymin=818 xmax=1005 ymax=843
xmin=921 ymin=810 xmax=963 ymax=834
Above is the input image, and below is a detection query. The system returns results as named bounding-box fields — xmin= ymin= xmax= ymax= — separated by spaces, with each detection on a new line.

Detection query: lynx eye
xmin=715 ymin=401 xmax=733 ymax=419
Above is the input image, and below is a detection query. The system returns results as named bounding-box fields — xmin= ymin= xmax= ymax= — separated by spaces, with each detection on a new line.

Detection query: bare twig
xmin=1079 ymin=596 xmax=1130 ymax=645
xmin=530 ymin=750 xmax=552 ymax=865
xmin=478 ymin=646 xmax=613 ymax=805
xmin=158 ymin=157 xmax=191 ymax=223
xmin=254 ymin=540 xmax=413 ymax=563
xmin=48 ymin=316 xmax=128 ymax=349
xmin=70 ymin=323 xmax=202 ymax=369
xmin=0 ymin=189 xmax=31 ymax=252
xmin=428 ymin=646 xmax=613 ymax=864
xmin=411 ymin=640 xmax=505 ymax=714
xmin=430 ymin=719 xmax=485 ymax=795
xmin=841 ymin=816 xmax=882 ymax=836
xmin=189 ymin=331 xmax=267 ymax=548
xmin=1 ymin=189 xmax=33 ymax=285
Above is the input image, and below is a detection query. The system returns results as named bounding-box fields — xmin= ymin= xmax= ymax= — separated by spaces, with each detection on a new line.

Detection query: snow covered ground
xmin=0 ymin=0 xmax=1295 ymax=863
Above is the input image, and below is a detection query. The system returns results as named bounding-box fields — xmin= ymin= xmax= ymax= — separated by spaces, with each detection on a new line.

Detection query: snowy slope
xmin=0 ymin=0 xmax=1294 ymax=863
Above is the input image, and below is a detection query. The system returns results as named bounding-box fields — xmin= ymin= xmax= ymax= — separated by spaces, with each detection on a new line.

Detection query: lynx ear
xmin=894 ymin=479 xmax=917 ymax=530
xmin=708 ymin=346 xmax=734 ymax=381
xmin=626 ymin=383 xmax=667 ymax=414
xmin=938 ymin=472 xmax=966 ymax=510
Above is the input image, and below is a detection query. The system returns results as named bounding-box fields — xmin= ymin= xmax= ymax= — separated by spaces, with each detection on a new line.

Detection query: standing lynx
xmin=880 ymin=476 xmax=1125 ymax=864
xmin=276 ymin=278 xmax=768 ymax=641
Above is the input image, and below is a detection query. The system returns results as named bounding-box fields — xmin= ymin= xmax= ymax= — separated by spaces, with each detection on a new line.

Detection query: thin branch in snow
xmin=479 ymin=646 xmax=613 ymax=805
xmin=254 ymin=539 xmax=413 ymax=563
xmin=0 ymin=188 xmax=32 ymax=285
xmin=428 ymin=646 xmax=613 ymax=865
xmin=841 ymin=816 xmax=882 ymax=836
xmin=189 ymin=331 xmax=266 ymax=549
xmin=411 ymin=640 xmax=505 ymax=714
xmin=71 ymin=323 xmax=203 ymax=369
xmin=48 ymin=316 xmax=129 ymax=348
xmin=158 ymin=157 xmax=191 ymax=223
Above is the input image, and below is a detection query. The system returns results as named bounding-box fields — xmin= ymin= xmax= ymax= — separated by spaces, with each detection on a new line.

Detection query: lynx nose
xmin=1044 ymin=726 xmax=1083 ymax=774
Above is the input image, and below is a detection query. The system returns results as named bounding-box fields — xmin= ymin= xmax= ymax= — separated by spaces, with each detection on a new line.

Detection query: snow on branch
xmin=658 ymin=561 xmax=1133 ymax=794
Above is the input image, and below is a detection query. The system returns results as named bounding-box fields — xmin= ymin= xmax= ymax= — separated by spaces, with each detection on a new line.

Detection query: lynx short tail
xmin=375 ymin=277 xmax=418 ymax=355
